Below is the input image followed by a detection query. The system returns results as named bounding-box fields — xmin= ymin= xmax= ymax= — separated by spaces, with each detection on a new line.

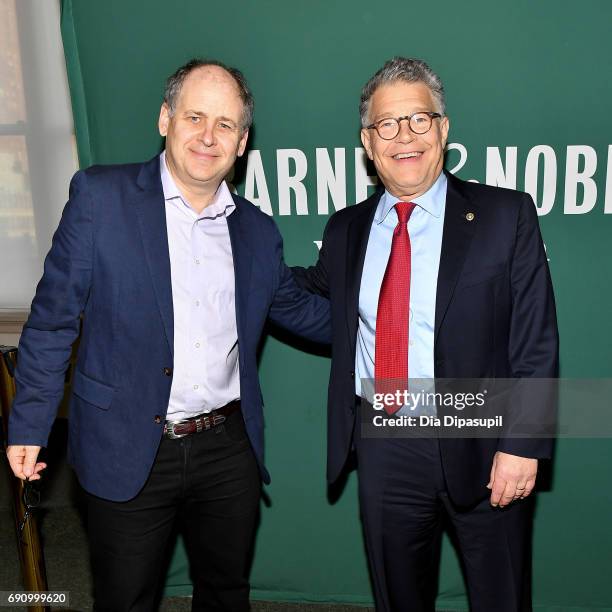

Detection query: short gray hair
xmin=359 ymin=57 xmax=446 ymax=127
xmin=163 ymin=58 xmax=254 ymax=131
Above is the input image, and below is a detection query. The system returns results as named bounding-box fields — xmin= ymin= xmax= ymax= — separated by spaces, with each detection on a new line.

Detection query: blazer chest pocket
xmin=72 ymin=369 xmax=115 ymax=410
xmin=455 ymin=263 xmax=506 ymax=292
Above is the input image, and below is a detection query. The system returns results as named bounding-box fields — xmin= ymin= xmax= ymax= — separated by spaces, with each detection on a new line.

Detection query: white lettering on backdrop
xmin=239 ymin=144 xmax=612 ymax=218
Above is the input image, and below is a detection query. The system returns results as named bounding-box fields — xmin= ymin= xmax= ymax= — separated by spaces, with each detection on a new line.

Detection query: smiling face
xmin=158 ymin=65 xmax=248 ymax=208
xmin=361 ymin=80 xmax=449 ymax=201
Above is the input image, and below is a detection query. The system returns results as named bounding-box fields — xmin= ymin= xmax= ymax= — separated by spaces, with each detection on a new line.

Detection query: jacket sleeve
xmin=291 ymin=215 xmax=333 ymax=298
xmin=267 ymin=223 xmax=331 ymax=345
xmin=8 ymin=170 xmax=93 ymax=447
xmin=497 ymin=193 xmax=559 ymax=458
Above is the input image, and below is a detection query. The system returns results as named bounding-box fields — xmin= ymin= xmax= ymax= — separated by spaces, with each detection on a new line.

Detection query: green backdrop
xmin=59 ymin=1 xmax=612 ymax=609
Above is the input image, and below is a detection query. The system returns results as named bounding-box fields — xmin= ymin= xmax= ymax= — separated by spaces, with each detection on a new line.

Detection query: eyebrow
xmin=183 ymin=110 xmax=238 ymax=125
xmin=372 ymin=108 xmax=431 ymax=122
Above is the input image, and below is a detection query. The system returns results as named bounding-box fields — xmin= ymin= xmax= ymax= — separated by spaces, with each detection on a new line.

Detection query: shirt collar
xmin=159 ymin=151 xmax=236 ymax=219
xmin=375 ymin=171 xmax=447 ymax=224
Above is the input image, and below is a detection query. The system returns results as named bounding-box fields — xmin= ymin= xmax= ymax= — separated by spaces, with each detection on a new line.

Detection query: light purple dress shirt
xmin=160 ymin=151 xmax=240 ymax=420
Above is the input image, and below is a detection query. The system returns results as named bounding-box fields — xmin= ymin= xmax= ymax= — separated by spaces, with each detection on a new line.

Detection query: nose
xmin=198 ymin=121 xmax=216 ymax=147
xmin=396 ymin=118 xmax=415 ymax=143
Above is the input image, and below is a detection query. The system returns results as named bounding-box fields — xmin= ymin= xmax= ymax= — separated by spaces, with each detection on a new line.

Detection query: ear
xmin=360 ymin=128 xmax=373 ymax=160
xmin=439 ymin=115 xmax=450 ymax=148
xmin=237 ymin=129 xmax=249 ymax=158
xmin=158 ymin=103 xmax=170 ymax=137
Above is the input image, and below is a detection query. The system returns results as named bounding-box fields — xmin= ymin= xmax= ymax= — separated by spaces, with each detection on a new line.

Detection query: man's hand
xmin=6 ymin=445 xmax=46 ymax=481
xmin=487 ymin=451 xmax=537 ymax=508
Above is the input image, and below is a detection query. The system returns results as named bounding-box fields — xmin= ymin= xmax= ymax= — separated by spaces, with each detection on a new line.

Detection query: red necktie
xmin=375 ymin=202 xmax=416 ymax=415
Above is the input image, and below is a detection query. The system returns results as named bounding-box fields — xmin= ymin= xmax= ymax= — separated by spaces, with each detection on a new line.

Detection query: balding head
xmin=163 ymin=58 xmax=254 ymax=131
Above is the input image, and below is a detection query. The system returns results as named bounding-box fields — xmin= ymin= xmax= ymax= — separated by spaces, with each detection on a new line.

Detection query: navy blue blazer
xmin=294 ymin=171 xmax=559 ymax=508
xmin=9 ymin=156 xmax=331 ymax=502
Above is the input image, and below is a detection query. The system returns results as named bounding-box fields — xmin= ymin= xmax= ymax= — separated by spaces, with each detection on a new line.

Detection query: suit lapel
xmin=435 ymin=172 xmax=479 ymax=342
xmin=132 ymin=157 xmax=174 ymax=356
xmin=227 ymin=197 xmax=253 ymax=345
xmin=346 ymin=192 xmax=380 ymax=353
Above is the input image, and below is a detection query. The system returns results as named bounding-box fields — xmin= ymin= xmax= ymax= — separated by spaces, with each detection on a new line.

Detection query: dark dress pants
xmin=85 ymin=410 xmax=261 ymax=611
xmin=355 ymin=430 xmax=533 ymax=612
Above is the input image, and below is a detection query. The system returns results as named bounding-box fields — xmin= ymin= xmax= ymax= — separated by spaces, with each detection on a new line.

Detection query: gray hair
xmin=359 ymin=57 xmax=446 ymax=127
xmin=163 ymin=58 xmax=254 ymax=131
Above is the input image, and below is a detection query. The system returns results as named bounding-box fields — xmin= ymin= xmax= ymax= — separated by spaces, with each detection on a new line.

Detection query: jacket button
xmin=163 ymin=367 xmax=173 ymax=376
xmin=154 ymin=415 xmax=162 ymax=424
xmin=350 ymin=371 xmax=355 ymax=379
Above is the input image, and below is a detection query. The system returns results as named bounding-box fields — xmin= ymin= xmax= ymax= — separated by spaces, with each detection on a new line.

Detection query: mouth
xmin=392 ymin=151 xmax=423 ymax=160
xmin=189 ymin=149 xmax=218 ymax=160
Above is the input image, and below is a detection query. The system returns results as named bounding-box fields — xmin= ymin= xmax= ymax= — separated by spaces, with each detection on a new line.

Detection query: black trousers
xmin=355 ymin=431 xmax=533 ymax=612
xmin=85 ymin=410 xmax=261 ymax=612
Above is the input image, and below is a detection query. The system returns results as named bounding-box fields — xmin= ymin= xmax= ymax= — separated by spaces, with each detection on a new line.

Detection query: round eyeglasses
xmin=366 ymin=112 xmax=442 ymax=140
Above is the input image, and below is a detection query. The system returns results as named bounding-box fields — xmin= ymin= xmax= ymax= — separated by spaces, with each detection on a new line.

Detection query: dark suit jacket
xmin=293 ymin=171 xmax=558 ymax=508
xmin=9 ymin=156 xmax=330 ymax=502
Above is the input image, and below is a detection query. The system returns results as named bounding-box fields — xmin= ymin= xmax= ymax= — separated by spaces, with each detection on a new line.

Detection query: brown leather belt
xmin=163 ymin=400 xmax=240 ymax=439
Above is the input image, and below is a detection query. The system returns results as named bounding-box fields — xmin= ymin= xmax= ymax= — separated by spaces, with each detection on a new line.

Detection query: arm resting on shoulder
xmin=267 ymin=225 xmax=331 ymax=345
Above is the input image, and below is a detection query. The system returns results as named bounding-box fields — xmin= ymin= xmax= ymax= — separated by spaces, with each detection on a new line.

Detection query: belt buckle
xmin=164 ymin=418 xmax=190 ymax=439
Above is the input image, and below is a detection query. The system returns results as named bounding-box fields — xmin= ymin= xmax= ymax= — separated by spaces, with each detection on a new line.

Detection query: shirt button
xmin=195 ymin=342 xmax=200 ymax=348
xmin=409 ymin=340 xmax=415 ymax=346
xmin=154 ymin=415 xmax=162 ymax=424
xmin=193 ymin=384 xmax=199 ymax=390
xmin=195 ymin=259 xmax=200 ymax=265
xmin=195 ymin=300 xmax=200 ymax=307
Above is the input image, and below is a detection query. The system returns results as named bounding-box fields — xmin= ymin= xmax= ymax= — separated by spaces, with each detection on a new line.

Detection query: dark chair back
xmin=1 ymin=345 xmax=50 ymax=612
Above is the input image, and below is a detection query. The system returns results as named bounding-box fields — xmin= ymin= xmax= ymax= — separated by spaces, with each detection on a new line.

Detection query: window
xmin=0 ymin=0 xmax=78 ymax=313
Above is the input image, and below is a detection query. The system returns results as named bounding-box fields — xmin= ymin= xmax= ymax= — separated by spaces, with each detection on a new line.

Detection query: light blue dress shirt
xmin=355 ymin=172 xmax=447 ymax=401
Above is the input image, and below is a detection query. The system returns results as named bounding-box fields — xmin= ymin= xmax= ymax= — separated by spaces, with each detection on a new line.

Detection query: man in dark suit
xmin=294 ymin=57 xmax=558 ymax=611
xmin=7 ymin=59 xmax=330 ymax=611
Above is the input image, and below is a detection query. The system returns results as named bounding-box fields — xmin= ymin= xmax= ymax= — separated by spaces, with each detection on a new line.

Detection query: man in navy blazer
xmin=294 ymin=58 xmax=558 ymax=611
xmin=7 ymin=59 xmax=329 ymax=611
